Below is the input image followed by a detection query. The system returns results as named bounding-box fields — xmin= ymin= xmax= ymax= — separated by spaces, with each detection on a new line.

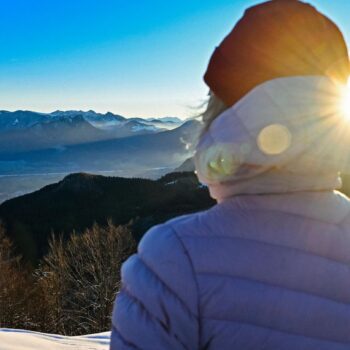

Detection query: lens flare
xmin=257 ymin=124 xmax=291 ymax=155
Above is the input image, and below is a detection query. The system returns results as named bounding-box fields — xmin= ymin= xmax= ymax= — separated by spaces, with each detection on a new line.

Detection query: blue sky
xmin=1 ymin=0 xmax=350 ymax=118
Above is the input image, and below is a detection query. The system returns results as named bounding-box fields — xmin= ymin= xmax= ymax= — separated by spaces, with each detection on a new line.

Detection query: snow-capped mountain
xmin=49 ymin=110 xmax=126 ymax=130
xmin=0 ymin=110 xmax=183 ymax=134
xmin=0 ymin=110 xmax=185 ymax=153
xmin=0 ymin=110 xmax=48 ymax=131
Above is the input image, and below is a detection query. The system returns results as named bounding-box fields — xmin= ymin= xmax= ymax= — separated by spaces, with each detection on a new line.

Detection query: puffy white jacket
xmin=111 ymin=76 xmax=350 ymax=349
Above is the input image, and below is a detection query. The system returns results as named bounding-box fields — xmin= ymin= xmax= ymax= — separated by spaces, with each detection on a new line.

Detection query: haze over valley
xmin=0 ymin=110 xmax=200 ymax=202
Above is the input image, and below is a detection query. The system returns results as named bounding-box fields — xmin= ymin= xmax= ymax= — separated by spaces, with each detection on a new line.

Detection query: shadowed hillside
xmin=0 ymin=171 xmax=214 ymax=263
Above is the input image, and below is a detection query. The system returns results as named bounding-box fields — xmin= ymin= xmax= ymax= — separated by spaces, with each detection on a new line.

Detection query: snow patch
xmin=165 ymin=180 xmax=178 ymax=186
xmin=0 ymin=329 xmax=110 ymax=350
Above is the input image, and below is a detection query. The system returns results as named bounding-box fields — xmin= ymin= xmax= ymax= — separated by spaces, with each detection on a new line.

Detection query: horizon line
xmin=0 ymin=108 xmax=191 ymax=120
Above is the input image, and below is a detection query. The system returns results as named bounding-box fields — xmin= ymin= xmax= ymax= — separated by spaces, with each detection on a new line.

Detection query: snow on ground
xmin=0 ymin=329 xmax=110 ymax=350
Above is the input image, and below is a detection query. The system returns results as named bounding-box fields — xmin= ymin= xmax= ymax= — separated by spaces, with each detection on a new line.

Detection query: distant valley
xmin=0 ymin=110 xmax=201 ymax=202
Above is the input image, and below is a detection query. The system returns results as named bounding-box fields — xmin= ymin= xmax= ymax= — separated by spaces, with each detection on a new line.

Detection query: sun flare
xmin=341 ymin=78 xmax=350 ymax=120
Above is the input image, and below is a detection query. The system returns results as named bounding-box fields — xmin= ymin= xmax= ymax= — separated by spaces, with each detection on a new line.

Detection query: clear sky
xmin=1 ymin=0 xmax=350 ymax=118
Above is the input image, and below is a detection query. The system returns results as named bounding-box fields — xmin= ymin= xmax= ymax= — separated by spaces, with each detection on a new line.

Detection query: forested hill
xmin=0 ymin=171 xmax=215 ymax=263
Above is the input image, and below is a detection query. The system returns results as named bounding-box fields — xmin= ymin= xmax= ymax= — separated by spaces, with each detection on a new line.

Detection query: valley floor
xmin=0 ymin=329 xmax=110 ymax=350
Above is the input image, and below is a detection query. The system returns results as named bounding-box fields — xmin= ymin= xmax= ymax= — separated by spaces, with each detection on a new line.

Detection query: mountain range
xmin=0 ymin=110 xmax=184 ymax=153
xmin=0 ymin=110 xmax=201 ymax=202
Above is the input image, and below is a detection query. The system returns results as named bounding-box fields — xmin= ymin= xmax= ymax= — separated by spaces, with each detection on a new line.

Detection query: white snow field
xmin=0 ymin=329 xmax=110 ymax=350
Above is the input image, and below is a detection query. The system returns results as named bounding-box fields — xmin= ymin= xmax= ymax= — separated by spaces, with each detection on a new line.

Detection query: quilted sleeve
xmin=110 ymin=223 xmax=199 ymax=350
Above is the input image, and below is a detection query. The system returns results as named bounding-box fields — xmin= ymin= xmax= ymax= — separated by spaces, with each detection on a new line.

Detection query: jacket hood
xmin=194 ymin=75 xmax=350 ymax=201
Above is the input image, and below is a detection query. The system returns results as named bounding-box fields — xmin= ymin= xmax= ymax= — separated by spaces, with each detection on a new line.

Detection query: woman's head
xmin=196 ymin=0 xmax=350 ymax=201
xmin=201 ymin=0 xmax=349 ymax=130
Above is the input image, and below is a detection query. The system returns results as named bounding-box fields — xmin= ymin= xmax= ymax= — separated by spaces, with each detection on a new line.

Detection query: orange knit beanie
xmin=204 ymin=0 xmax=350 ymax=107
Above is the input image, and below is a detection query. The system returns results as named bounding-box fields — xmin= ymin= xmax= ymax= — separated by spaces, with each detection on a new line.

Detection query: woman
xmin=111 ymin=1 xmax=350 ymax=349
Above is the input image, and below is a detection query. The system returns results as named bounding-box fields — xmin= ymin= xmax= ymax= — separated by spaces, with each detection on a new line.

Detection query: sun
xmin=340 ymin=78 xmax=350 ymax=120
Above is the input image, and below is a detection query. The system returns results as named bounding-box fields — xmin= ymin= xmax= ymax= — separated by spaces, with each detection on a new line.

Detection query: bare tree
xmin=37 ymin=221 xmax=136 ymax=335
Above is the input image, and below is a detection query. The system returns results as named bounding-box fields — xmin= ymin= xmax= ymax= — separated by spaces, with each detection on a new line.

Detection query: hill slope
xmin=0 ymin=171 xmax=214 ymax=263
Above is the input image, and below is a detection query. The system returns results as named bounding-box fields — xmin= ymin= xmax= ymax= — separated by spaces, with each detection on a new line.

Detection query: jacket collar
xmin=221 ymin=190 xmax=350 ymax=225
xmin=209 ymin=169 xmax=342 ymax=203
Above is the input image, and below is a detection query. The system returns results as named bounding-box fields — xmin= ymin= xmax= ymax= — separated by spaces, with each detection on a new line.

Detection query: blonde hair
xmin=200 ymin=92 xmax=228 ymax=133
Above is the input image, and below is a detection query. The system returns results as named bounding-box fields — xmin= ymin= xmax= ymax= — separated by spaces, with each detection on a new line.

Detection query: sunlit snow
xmin=0 ymin=329 xmax=110 ymax=350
